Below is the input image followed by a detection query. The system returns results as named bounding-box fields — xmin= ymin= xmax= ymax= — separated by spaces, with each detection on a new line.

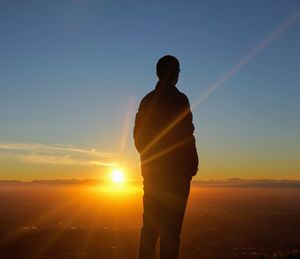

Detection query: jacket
xmin=134 ymin=82 xmax=198 ymax=179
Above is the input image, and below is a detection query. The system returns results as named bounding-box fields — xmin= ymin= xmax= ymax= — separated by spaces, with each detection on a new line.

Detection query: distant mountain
xmin=0 ymin=180 xmax=23 ymax=185
xmin=0 ymin=178 xmax=105 ymax=186
xmin=0 ymin=178 xmax=300 ymax=188
xmin=30 ymin=178 xmax=105 ymax=185
xmin=193 ymin=178 xmax=300 ymax=188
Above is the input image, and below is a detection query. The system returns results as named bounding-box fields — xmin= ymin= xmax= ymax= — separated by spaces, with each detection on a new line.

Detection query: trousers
xmin=138 ymin=174 xmax=191 ymax=259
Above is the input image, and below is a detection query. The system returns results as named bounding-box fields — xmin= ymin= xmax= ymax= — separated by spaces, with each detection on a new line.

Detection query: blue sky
xmin=0 ymin=0 xmax=300 ymax=180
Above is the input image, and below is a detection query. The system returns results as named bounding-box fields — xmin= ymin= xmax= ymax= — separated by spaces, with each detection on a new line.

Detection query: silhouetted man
xmin=134 ymin=55 xmax=198 ymax=259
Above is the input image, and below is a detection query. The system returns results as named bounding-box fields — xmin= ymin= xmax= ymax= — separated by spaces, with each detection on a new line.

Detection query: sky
xmin=0 ymin=0 xmax=300 ymax=181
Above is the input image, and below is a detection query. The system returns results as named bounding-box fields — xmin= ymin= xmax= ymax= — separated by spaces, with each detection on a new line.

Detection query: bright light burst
xmin=111 ymin=169 xmax=125 ymax=184
xmin=93 ymin=167 xmax=141 ymax=195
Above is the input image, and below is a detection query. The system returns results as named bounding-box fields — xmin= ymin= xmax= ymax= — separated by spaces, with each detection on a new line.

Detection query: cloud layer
xmin=0 ymin=142 xmax=116 ymax=167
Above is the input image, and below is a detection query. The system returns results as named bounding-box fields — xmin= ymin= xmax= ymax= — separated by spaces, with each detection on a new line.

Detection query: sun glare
xmin=111 ymin=169 xmax=125 ymax=184
xmin=94 ymin=167 xmax=141 ymax=195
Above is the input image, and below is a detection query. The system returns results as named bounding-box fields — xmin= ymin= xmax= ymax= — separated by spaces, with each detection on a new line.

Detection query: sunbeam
xmin=191 ymin=9 xmax=300 ymax=109
xmin=0 ymin=188 xmax=88 ymax=248
xmin=31 ymin=192 xmax=93 ymax=258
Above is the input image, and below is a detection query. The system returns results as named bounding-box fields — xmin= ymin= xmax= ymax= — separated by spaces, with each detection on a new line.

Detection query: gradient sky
xmin=0 ymin=0 xmax=300 ymax=181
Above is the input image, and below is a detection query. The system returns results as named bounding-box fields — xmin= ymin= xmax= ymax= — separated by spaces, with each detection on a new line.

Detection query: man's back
xmin=134 ymin=81 xmax=198 ymax=179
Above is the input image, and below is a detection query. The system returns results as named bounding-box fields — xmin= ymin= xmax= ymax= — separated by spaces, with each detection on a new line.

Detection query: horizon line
xmin=1 ymin=178 xmax=300 ymax=189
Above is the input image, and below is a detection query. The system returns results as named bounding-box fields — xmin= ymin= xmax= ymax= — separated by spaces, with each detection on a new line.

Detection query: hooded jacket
xmin=134 ymin=82 xmax=198 ymax=179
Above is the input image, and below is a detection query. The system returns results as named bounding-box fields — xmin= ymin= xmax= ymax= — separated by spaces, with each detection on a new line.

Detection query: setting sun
xmin=97 ymin=167 xmax=141 ymax=195
xmin=111 ymin=169 xmax=125 ymax=184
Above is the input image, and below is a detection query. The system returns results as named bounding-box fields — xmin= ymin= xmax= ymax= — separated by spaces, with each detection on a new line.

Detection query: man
xmin=134 ymin=55 xmax=198 ymax=259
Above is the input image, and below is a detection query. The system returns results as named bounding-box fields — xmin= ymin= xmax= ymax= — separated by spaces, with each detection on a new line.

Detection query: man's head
xmin=156 ymin=55 xmax=180 ymax=85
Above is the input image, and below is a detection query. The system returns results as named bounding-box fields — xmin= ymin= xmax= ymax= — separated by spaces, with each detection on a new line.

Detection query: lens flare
xmin=111 ymin=169 xmax=125 ymax=184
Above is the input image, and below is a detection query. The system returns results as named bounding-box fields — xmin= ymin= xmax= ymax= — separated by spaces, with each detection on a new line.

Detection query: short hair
xmin=156 ymin=55 xmax=180 ymax=80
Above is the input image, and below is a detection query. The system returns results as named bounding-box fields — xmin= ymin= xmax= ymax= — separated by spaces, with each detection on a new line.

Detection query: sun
xmin=111 ymin=169 xmax=125 ymax=184
xmin=95 ymin=167 xmax=140 ymax=195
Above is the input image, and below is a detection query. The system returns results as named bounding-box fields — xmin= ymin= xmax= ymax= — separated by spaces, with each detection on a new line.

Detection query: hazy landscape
xmin=0 ymin=179 xmax=299 ymax=259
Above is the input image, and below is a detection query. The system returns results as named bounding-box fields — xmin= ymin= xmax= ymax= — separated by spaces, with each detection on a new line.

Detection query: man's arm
xmin=133 ymin=100 xmax=145 ymax=153
xmin=180 ymin=95 xmax=199 ymax=176
xmin=133 ymin=108 xmax=141 ymax=153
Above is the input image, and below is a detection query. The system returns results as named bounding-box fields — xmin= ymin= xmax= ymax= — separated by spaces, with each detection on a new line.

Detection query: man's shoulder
xmin=139 ymin=90 xmax=156 ymax=107
xmin=173 ymin=87 xmax=190 ymax=104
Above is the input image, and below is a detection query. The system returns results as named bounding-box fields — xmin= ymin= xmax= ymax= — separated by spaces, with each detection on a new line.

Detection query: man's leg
xmin=159 ymin=175 xmax=191 ymax=259
xmin=138 ymin=179 xmax=161 ymax=259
